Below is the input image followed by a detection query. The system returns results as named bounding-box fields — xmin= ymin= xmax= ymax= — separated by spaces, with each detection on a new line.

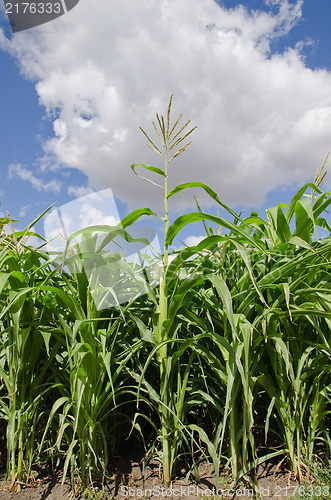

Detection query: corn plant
xmin=130 ymin=96 xmax=200 ymax=485
xmin=129 ymin=96 xmax=270 ymax=485
xmin=0 ymin=209 xmax=62 ymax=491
xmin=1 ymin=100 xmax=331 ymax=494
xmin=37 ymin=221 xmax=157 ymax=488
xmin=160 ymin=162 xmax=331 ymax=483
xmin=192 ymin=174 xmax=331 ymax=481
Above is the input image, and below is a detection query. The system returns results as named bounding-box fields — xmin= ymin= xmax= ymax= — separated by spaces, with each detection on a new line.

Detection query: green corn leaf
xmin=288 ymin=236 xmax=313 ymax=249
xmin=0 ymin=272 xmax=9 ymax=293
xmin=268 ymin=205 xmax=292 ymax=243
xmin=165 ymin=212 xmax=266 ymax=254
xmin=187 ymin=424 xmax=220 ymax=487
xmin=167 ymin=181 xmax=247 ymax=223
xmin=206 ymin=275 xmax=237 ymax=336
xmin=294 ymin=197 xmax=315 ymax=242
xmin=315 ymin=216 xmax=331 ymax=233
xmin=0 ymin=286 xmax=35 ymax=319
xmin=265 ymin=396 xmax=276 ymax=443
xmin=130 ymin=314 xmax=157 ymax=345
xmin=312 ymin=191 xmax=331 ymax=218
xmin=284 ymin=182 xmax=324 ymax=224
xmin=131 ymin=163 xmax=166 ymax=189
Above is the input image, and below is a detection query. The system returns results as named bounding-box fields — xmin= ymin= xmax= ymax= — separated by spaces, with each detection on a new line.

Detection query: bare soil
xmin=0 ymin=455 xmax=304 ymax=500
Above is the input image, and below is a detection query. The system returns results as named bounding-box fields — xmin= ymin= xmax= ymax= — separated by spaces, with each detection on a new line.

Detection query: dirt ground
xmin=0 ymin=456 xmax=309 ymax=500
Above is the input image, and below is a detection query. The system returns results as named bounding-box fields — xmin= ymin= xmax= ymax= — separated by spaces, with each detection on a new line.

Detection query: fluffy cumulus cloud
xmin=1 ymin=0 xmax=331 ymax=214
xmin=8 ymin=163 xmax=62 ymax=192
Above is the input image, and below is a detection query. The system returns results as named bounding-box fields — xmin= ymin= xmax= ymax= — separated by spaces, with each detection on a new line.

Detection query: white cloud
xmin=78 ymin=203 xmax=120 ymax=228
xmin=2 ymin=0 xmax=331 ymax=214
xmin=67 ymin=184 xmax=94 ymax=198
xmin=18 ymin=204 xmax=32 ymax=218
xmin=8 ymin=163 xmax=62 ymax=192
xmin=43 ymin=188 xmax=121 ymax=250
xmin=184 ymin=235 xmax=206 ymax=247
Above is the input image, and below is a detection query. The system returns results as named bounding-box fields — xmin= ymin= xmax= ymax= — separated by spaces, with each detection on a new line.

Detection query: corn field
xmin=0 ymin=97 xmax=331 ymax=493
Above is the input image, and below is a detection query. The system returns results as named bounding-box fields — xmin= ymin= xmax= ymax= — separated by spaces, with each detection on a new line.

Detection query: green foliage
xmin=0 ymin=99 xmax=330 ymax=494
xmin=292 ymin=461 xmax=331 ymax=500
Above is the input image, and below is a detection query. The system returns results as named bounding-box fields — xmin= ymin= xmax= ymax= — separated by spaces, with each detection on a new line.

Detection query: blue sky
xmin=1 ymin=0 xmax=331 ymax=249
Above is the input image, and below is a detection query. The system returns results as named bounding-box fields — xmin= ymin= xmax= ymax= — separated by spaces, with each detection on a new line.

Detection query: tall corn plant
xmin=131 ymin=96 xmax=200 ymax=485
xmin=253 ymin=239 xmax=331 ymax=479
xmin=38 ymin=222 xmax=153 ymax=488
xmin=0 ymin=210 xmax=62 ymax=491
xmin=130 ymin=96 xmax=266 ymax=485
xmin=195 ymin=171 xmax=331 ymax=481
xmin=235 ymin=166 xmax=331 ymax=477
xmin=164 ymin=162 xmax=331 ymax=483
xmin=175 ymin=212 xmax=268 ymax=484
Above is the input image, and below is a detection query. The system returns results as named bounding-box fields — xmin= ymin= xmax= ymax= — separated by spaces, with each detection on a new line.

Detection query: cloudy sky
xmin=1 ymin=0 xmax=331 ymax=247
